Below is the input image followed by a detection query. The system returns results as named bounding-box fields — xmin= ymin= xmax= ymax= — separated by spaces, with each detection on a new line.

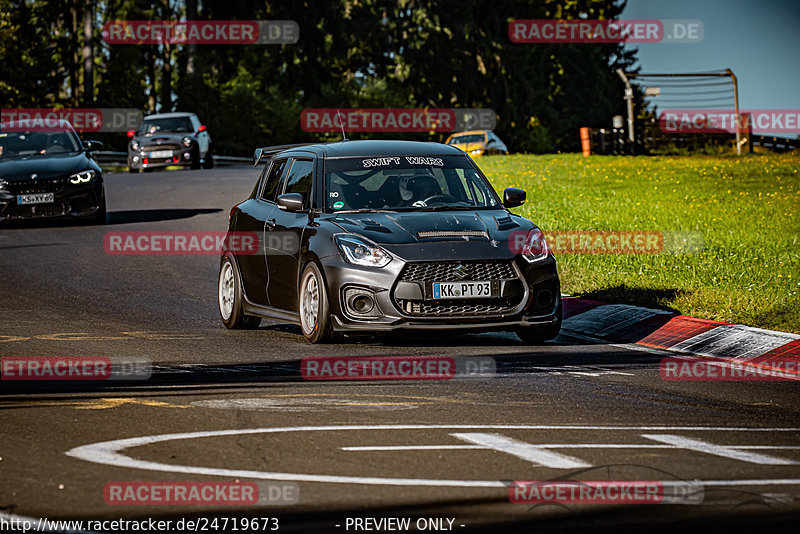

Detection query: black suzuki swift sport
xmin=218 ymin=140 xmax=561 ymax=343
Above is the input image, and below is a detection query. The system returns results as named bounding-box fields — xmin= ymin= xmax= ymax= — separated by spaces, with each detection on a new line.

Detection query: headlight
xmin=182 ymin=136 xmax=193 ymax=147
xmin=0 ymin=179 xmax=7 ymax=190
xmin=518 ymin=228 xmax=550 ymax=263
xmin=470 ymin=149 xmax=483 ymax=155
xmin=334 ymin=234 xmax=392 ymax=268
xmin=130 ymin=141 xmax=140 ymax=151
xmin=69 ymin=170 xmax=96 ymax=184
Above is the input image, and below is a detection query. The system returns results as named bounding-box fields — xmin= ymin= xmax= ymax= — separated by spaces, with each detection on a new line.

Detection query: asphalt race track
xmin=1 ymin=167 xmax=798 ymax=533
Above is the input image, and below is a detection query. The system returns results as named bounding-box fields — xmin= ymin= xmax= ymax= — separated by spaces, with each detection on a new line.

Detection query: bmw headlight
xmin=130 ymin=140 xmax=140 ymax=151
xmin=69 ymin=170 xmax=96 ymax=184
xmin=335 ymin=234 xmax=392 ymax=268
xmin=182 ymin=136 xmax=193 ymax=147
xmin=518 ymin=228 xmax=550 ymax=263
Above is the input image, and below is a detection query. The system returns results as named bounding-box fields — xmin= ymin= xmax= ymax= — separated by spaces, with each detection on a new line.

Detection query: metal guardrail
xmin=93 ymin=151 xmax=251 ymax=166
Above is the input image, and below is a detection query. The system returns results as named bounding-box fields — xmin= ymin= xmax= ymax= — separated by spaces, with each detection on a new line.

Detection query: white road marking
xmin=641 ymin=434 xmax=800 ymax=465
xmin=342 ymin=444 xmax=800 ymax=451
xmin=65 ymin=425 xmax=800 ymax=488
xmin=450 ymin=433 xmax=592 ymax=468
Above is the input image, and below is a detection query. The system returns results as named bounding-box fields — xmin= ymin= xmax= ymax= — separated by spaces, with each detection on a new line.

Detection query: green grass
xmin=477 ymin=153 xmax=800 ymax=333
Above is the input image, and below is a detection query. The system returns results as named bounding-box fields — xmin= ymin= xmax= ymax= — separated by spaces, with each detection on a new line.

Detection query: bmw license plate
xmin=149 ymin=150 xmax=172 ymax=158
xmin=17 ymin=193 xmax=55 ymax=205
xmin=432 ymin=281 xmax=495 ymax=299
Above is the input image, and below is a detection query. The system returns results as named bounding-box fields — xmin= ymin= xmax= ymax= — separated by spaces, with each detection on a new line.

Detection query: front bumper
xmin=322 ymin=253 xmax=560 ymax=333
xmin=0 ymin=180 xmax=104 ymax=220
xmin=128 ymin=147 xmax=195 ymax=170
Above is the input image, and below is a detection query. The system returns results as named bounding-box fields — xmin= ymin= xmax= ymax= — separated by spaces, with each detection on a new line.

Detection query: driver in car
xmin=399 ymin=174 xmax=440 ymax=207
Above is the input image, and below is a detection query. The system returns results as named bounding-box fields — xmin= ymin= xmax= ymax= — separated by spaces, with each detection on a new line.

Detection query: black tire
xmin=201 ymin=150 xmax=214 ymax=169
xmin=516 ymin=300 xmax=562 ymax=344
xmin=218 ymin=253 xmax=262 ymax=329
xmin=298 ymin=262 xmax=334 ymax=343
xmin=190 ymin=147 xmax=201 ymax=169
xmin=89 ymin=190 xmax=107 ymax=225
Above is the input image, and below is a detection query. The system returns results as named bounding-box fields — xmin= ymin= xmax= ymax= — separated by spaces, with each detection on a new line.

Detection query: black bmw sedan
xmin=0 ymin=122 xmax=106 ymax=223
xmin=219 ymin=140 xmax=561 ymax=343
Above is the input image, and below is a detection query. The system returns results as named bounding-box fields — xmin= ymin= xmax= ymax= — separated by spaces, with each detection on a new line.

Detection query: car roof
xmin=143 ymin=112 xmax=196 ymax=120
xmin=449 ymin=130 xmax=489 ymax=136
xmin=278 ymin=140 xmax=465 ymax=159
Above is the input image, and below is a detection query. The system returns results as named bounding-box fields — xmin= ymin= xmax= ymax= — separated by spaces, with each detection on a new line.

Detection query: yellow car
xmin=445 ymin=130 xmax=508 ymax=157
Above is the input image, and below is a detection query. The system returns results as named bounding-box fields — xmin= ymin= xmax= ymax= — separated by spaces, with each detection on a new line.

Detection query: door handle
xmin=265 ymin=218 xmax=276 ymax=229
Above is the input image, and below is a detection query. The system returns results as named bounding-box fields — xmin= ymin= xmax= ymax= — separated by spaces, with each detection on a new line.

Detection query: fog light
xmin=536 ymin=288 xmax=554 ymax=308
xmin=132 ymin=156 xmax=140 ymax=162
xmin=344 ymin=287 xmax=379 ymax=318
xmin=183 ymin=152 xmax=191 ymax=160
xmin=352 ymin=294 xmax=374 ymax=313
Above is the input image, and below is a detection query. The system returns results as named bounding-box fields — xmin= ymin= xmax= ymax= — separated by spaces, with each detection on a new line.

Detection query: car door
xmin=265 ymin=157 xmax=315 ymax=310
xmin=237 ymin=158 xmax=287 ymax=305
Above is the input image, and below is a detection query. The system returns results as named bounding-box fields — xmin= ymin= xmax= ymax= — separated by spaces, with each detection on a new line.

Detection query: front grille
xmin=2 ymin=202 xmax=69 ymax=219
xmin=394 ymin=260 xmax=523 ymax=317
xmin=400 ymin=260 xmax=516 ymax=283
xmin=4 ymin=177 xmax=68 ymax=195
xmin=397 ymin=297 xmax=519 ymax=317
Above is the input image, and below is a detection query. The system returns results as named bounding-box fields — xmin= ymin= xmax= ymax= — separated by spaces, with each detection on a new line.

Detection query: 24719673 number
xmin=195 ymin=517 xmax=278 ymax=531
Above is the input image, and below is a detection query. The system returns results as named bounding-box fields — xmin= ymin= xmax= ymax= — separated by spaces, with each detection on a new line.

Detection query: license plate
xmin=17 ymin=193 xmax=54 ymax=205
xmin=149 ymin=150 xmax=172 ymax=158
xmin=432 ymin=281 xmax=494 ymax=299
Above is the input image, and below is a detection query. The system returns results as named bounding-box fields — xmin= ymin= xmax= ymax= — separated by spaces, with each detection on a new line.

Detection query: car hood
xmin=0 ymin=152 xmax=93 ymax=180
xmin=132 ymin=132 xmax=189 ymax=145
xmin=326 ymin=210 xmax=533 ymax=260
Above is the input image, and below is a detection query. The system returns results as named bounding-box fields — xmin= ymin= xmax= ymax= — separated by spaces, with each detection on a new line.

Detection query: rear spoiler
xmin=252 ymin=143 xmax=316 ymax=166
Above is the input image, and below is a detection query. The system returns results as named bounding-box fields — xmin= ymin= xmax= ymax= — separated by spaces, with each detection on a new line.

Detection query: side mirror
xmin=253 ymin=148 xmax=264 ymax=166
xmin=83 ymin=140 xmax=103 ymax=152
xmin=503 ymin=187 xmax=526 ymax=208
xmin=126 ymin=129 xmax=136 ymax=138
xmin=196 ymin=125 xmax=207 ymax=136
xmin=277 ymin=193 xmax=304 ymax=211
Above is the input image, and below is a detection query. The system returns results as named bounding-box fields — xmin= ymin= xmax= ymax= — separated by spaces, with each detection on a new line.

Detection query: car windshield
xmin=447 ymin=134 xmax=485 ymax=145
xmin=0 ymin=129 xmax=82 ymax=159
xmin=324 ymin=155 xmax=500 ymax=212
xmin=140 ymin=117 xmax=193 ymax=134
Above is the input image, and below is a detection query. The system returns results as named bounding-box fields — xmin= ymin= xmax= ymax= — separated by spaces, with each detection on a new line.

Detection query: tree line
xmin=1 ymin=0 xmax=637 ymax=155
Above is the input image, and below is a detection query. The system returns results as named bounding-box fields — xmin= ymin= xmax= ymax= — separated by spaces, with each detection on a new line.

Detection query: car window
xmin=282 ymin=159 xmax=314 ymax=205
xmin=189 ymin=115 xmax=201 ymax=131
xmin=259 ymin=158 xmax=288 ymax=202
xmin=324 ymin=155 xmax=499 ymax=211
xmin=448 ymin=133 xmax=486 ymax=144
